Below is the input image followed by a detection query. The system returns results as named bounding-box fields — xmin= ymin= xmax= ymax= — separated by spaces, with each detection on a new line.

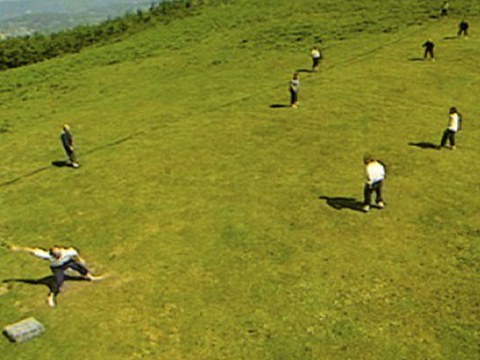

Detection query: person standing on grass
xmin=9 ymin=244 xmax=103 ymax=308
xmin=422 ymin=39 xmax=435 ymax=61
xmin=290 ymin=72 xmax=300 ymax=108
xmin=310 ymin=46 xmax=322 ymax=72
xmin=362 ymin=156 xmax=386 ymax=213
xmin=440 ymin=1 xmax=449 ymax=17
xmin=458 ymin=20 xmax=469 ymax=37
xmin=60 ymin=124 xmax=79 ymax=168
xmin=440 ymin=107 xmax=461 ymax=150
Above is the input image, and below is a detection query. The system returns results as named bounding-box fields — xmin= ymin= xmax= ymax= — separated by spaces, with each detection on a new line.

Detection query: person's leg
xmin=440 ymin=129 xmax=449 ymax=147
xmin=449 ymin=131 xmax=456 ymax=147
xmin=374 ymin=182 xmax=384 ymax=207
xmin=291 ymin=89 xmax=298 ymax=107
xmin=67 ymin=261 xmax=89 ymax=276
xmin=363 ymin=183 xmax=373 ymax=211
xmin=48 ymin=267 xmax=65 ymax=307
xmin=67 ymin=261 xmax=103 ymax=281
xmin=66 ymin=149 xmax=79 ymax=168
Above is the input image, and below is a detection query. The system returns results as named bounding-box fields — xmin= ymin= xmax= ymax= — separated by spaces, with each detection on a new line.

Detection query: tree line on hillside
xmin=0 ymin=0 xmax=210 ymax=71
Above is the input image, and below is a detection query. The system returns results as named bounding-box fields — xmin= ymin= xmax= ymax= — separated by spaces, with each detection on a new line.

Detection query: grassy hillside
xmin=1 ymin=0 xmax=479 ymax=359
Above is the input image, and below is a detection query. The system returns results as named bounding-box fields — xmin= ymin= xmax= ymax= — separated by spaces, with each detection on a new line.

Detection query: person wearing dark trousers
xmin=60 ymin=124 xmax=79 ymax=168
xmin=362 ymin=156 xmax=386 ymax=213
xmin=458 ymin=20 xmax=469 ymax=37
xmin=440 ymin=107 xmax=461 ymax=150
xmin=310 ymin=46 xmax=322 ymax=72
xmin=290 ymin=72 xmax=300 ymax=108
xmin=440 ymin=1 xmax=449 ymax=17
xmin=423 ymin=40 xmax=435 ymax=61
xmin=9 ymin=244 xmax=103 ymax=307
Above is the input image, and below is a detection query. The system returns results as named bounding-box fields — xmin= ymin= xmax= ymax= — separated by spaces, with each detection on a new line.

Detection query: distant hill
xmin=0 ymin=0 xmax=164 ymax=36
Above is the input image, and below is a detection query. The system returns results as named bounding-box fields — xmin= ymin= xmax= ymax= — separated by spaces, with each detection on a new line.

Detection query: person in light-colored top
xmin=363 ymin=156 xmax=386 ymax=213
xmin=440 ymin=1 xmax=449 ymax=17
xmin=440 ymin=107 xmax=461 ymax=149
xmin=310 ymin=46 xmax=322 ymax=72
xmin=9 ymin=244 xmax=102 ymax=307
xmin=290 ymin=72 xmax=300 ymax=108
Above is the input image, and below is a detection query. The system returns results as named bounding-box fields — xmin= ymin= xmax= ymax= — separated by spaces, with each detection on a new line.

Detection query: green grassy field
xmin=1 ymin=0 xmax=480 ymax=359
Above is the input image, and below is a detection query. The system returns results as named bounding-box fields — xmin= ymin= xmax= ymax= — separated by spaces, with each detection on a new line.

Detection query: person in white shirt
xmin=363 ymin=156 xmax=386 ymax=213
xmin=9 ymin=244 xmax=102 ymax=307
xmin=440 ymin=107 xmax=461 ymax=150
xmin=310 ymin=46 xmax=322 ymax=72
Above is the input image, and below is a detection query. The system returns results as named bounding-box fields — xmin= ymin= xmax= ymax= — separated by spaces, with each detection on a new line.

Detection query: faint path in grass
xmin=0 ymin=20 xmax=438 ymax=189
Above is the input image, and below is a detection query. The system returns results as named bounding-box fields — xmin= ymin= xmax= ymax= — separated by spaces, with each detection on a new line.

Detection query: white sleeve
xmin=31 ymin=249 xmax=51 ymax=260
xmin=63 ymin=248 xmax=79 ymax=258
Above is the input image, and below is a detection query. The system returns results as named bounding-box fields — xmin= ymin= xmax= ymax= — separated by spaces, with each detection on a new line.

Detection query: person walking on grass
xmin=61 ymin=124 xmax=79 ymax=168
xmin=458 ymin=20 xmax=469 ymax=37
xmin=9 ymin=244 xmax=103 ymax=308
xmin=363 ymin=156 xmax=386 ymax=213
xmin=422 ymin=39 xmax=435 ymax=61
xmin=440 ymin=106 xmax=461 ymax=150
xmin=310 ymin=46 xmax=322 ymax=72
xmin=290 ymin=72 xmax=300 ymax=108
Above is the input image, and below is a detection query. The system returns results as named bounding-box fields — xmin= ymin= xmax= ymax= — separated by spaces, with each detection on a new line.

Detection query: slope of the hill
xmin=0 ymin=1 xmax=479 ymax=359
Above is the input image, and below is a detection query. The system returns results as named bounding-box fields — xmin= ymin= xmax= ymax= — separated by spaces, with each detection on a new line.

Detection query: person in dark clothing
xmin=290 ymin=72 xmax=300 ymax=108
xmin=60 ymin=124 xmax=79 ymax=168
xmin=458 ymin=20 xmax=469 ymax=37
xmin=422 ymin=40 xmax=435 ymax=61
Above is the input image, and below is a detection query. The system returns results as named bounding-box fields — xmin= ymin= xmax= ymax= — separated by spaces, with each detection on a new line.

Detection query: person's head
xmin=63 ymin=124 xmax=70 ymax=132
xmin=49 ymin=246 xmax=62 ymax=258
xmin=449 ymin=106 xmax=457 ymax=114
xmin=293 ymin=72 xmax=299 ymax=79
xmin=363 ymin=154 xmax=374 ymax=165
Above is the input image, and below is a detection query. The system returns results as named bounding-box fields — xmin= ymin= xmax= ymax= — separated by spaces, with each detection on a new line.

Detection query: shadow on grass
xmin=270 ymin=104 xmax=290 ymax=108
xmin=408 ymin=142 xmax=439 ymax=150
xmin=3 ymin=275 xmax=89 ymax=293
xmin=296 ymin=68 xmax=313 ymax=73
xmin=443 ymin=36 xmax=458 ymax=40
xmin=408 ymin=57 xmax=425 ymax=62
xmin=51 ymin=160 xmax=73 ymax=168
xmin=319 ymin=196 xmax=365 ymax=212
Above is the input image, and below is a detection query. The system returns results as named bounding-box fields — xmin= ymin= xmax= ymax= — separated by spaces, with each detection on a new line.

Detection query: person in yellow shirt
xmin=440 ymin=107 xmax=461 ymax=150
xmin=310 ymin=46 xmax=322 ymax=72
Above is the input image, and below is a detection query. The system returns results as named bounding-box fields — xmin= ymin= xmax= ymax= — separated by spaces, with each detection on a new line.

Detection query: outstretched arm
xmin=9 ymin=245 xmax=51 ymax=260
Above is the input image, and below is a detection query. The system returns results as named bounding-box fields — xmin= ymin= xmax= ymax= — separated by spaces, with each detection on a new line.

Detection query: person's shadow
xmin=408 ymin=142 xmax=439 ymax=150
xmin=269 ymin=104 xmax=290 ymax=108
xmin=408 ymin=57 xmax=425 ymax=62
xmin=296 ymin=68 xmax=313 ymax=73
xmin=319 ymin=196 xmax=365 ymax=212
xmin=51 ymin=160 xmax=73 ymax=168
xmin=3 ymin=275 xmax=89 ymax=293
